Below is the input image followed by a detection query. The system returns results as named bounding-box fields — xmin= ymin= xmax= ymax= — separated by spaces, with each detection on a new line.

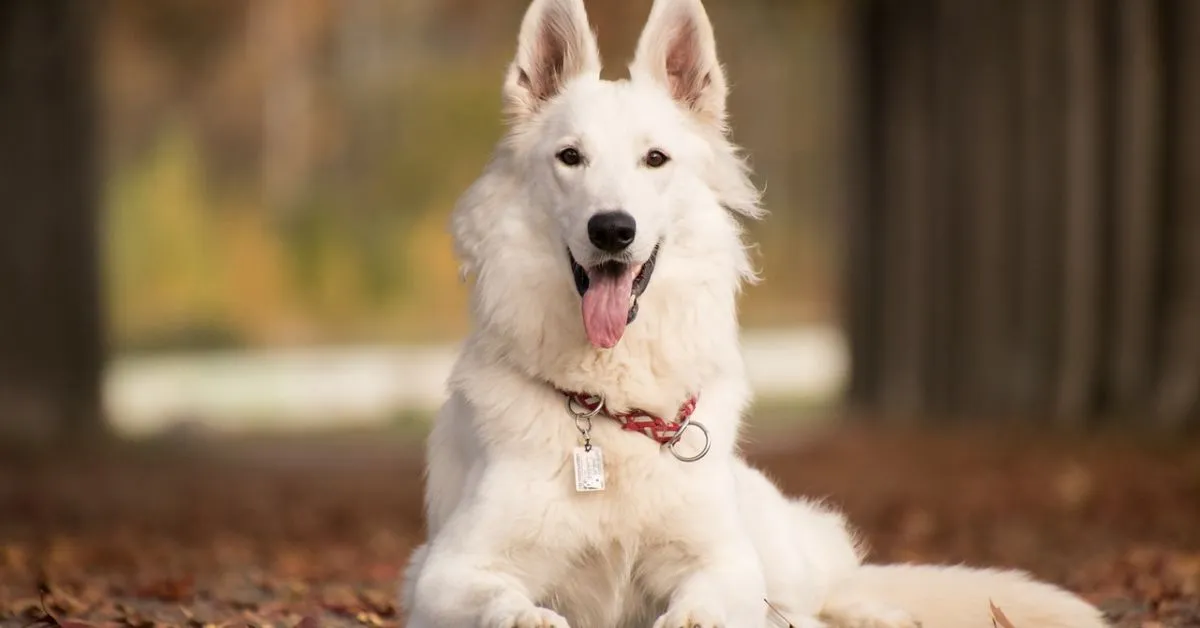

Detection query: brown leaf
xmin=136 ymin=575 xmax=195 ymax=603
xmin=359 ymin=589 xmax=396 ymax=617
xmin=37 ymin=580 xmax=65 ymax=627
xmin=1053 ymin=463 xmax=1094 ymax=509
xmin=8 ymin=597 xmax=44 ymax=619
xmin=180 ymin=606 xmax=210 ymax=628
xmin=320 ymin=585 xmax=363 ymax=614
xmin=114 ymin=603 xmax=157 ymax=628
xmin=990 ymin=600 xmax=1016 ymax=628
xmin=294 ymin=617 xmax=320 ymax=628
xmin=45 ymin=586 xmax=92 ymax=616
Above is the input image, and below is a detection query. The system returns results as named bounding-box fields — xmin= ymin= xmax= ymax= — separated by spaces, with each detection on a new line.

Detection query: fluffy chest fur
xmin=421 ymin=343 xmax=749 ymax=625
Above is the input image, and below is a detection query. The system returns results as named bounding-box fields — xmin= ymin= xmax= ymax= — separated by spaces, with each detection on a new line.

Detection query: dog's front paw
xmin=496 ymin=607 xmax=571 ymax=628
xmin=653 ymin=607 xmax=726 ymax=628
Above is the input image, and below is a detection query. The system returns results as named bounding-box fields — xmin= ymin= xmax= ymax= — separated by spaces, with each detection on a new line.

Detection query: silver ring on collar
xmin=665 ymin=418 xmax=710 ymax=463
xmin=567 ymin=394 xmax=605 ymax=418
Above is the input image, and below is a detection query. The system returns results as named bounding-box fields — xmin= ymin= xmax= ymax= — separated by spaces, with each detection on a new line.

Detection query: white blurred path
xmin=105 ymin=326 xmax=847 ymax=436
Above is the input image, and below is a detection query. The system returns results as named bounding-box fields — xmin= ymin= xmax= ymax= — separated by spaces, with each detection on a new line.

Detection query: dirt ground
xmin=1 ymin=422 xmax=1198 ymax=627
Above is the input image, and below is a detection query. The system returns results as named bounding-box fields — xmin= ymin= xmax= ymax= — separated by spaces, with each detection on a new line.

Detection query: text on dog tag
xmin=573 ymin=446 xmax=606 ymax=492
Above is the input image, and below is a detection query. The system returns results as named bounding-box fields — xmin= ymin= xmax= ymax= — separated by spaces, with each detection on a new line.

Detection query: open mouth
xmin=569 ymin=244 xmax=660 ymax=349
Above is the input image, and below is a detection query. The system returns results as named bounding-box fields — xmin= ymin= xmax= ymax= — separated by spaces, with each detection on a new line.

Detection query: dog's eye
xmin=645 ymin=149 xmax=670 ymax=168
xmin=557 ymin=147 xmax=583 ymax=167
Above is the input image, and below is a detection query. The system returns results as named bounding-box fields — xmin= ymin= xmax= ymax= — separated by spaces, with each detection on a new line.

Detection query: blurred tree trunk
xmin=845 ymin=0 xmax=1200 ymax=427
xmin=1155 ymin=0 xmax=1200 ymax=427
xmin=1055 ymin=0 xmax=1104 ymax=421
xmin=0 ymin=1 xmax=106 ymax=443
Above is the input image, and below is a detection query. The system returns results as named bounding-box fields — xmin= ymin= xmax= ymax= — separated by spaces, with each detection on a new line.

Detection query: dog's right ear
xmin=503 ymin=0 xmax=600 ymax=123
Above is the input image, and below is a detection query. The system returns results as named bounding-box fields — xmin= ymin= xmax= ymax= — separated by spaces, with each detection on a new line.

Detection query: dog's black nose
xmin=587 ymin=211 xmax=636 ymax=253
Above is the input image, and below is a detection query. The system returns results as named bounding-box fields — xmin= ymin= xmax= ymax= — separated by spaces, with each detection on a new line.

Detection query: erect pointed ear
xmin=503 ymin=0 xmax=601 ymax=123
xmin=629 ymin=0 xmax=727 ymax=128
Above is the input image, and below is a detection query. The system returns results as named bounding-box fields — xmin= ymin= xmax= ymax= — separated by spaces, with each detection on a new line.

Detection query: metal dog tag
xmin=573 ymin=446 xmax=606 ymax=492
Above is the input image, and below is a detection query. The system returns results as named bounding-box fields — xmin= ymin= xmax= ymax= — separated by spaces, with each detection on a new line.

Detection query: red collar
xmin=559 ymin=390 xmax=700 ymax=445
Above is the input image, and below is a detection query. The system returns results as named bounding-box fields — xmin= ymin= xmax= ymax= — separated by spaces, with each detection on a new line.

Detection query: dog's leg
xmin=404 ymin=543 xmax=571 ymax=628
xmin=404 ymin=463 xmax=576 ymax=628
xmin=648 ymin=537 xmax=767 ymax=628
xmin=407 ymin=539 xmax=571 ymax=628
xmin=638 ymin=477 xmax=770 ymax=628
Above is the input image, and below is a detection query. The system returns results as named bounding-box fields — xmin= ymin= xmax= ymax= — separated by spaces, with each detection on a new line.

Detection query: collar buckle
xmin=663 ymin=417 xmax=710 ymax=462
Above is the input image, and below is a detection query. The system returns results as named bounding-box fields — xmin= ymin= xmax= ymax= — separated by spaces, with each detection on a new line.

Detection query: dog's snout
xmin=587 ymin=211 xmax=637 ymax=253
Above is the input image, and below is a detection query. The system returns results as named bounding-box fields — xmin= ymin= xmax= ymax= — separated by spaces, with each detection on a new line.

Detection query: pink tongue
xmin=581 ymin=267 xmax=637 ymax=349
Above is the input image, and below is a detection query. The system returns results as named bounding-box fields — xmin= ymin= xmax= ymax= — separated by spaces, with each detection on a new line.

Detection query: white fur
xmin=400 ymin=0 xmax=1109 ymax=626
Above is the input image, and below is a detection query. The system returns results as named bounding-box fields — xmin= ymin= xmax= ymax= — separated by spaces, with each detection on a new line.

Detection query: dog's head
xmin=455 ymin=0 xmax=761 ymax=357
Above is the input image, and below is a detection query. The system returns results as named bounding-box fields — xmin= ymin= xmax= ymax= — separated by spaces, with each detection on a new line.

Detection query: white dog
xmin=400 ymin=0 xmax=1109 ymax=626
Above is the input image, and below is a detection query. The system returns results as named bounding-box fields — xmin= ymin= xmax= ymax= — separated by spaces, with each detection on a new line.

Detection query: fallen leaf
xmin=990 ymin=600 xmax=1016 ymax=628
xmin=9 ymin=597 xmax=43 ymax=618
xmin=136 ymin=575 xmax=195 ymax=603
xmin=321 ymin=584 xmax=363 ymax=614
xmin=359 ymin=588 xmax=396 ymax=617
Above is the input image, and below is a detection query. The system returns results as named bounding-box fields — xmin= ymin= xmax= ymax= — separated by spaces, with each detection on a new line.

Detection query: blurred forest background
xmin=4 ymin=0 xmax=851 ymax=438
xmin=1 ymin=0 xmax=1198 ymax=439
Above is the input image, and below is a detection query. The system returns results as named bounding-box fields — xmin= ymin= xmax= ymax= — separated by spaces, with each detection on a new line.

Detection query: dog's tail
xmin=822 ymin=563 xmax=1108 ymax=628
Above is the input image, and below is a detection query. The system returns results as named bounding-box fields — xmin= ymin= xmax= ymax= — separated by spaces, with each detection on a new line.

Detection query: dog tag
xmin=573 ymin=446 xmax=606 ymax=492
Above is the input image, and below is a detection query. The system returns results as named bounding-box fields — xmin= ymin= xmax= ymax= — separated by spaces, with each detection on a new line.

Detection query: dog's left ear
xmin=629 ymin=0 xmax=727 ymax=128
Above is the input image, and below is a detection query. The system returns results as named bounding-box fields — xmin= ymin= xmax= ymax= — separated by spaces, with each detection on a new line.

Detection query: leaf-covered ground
xmin=1 ymin=424 xmax=1198 ymax=627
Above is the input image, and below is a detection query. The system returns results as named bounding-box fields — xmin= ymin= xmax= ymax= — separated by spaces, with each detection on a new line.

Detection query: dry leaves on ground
xmin=0 ymin=425 xmax=1197 ymax=627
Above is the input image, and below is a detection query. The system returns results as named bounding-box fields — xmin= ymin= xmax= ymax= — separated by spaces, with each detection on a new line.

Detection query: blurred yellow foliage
xmin=100 ymin=0 xmax=843 ymax=354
